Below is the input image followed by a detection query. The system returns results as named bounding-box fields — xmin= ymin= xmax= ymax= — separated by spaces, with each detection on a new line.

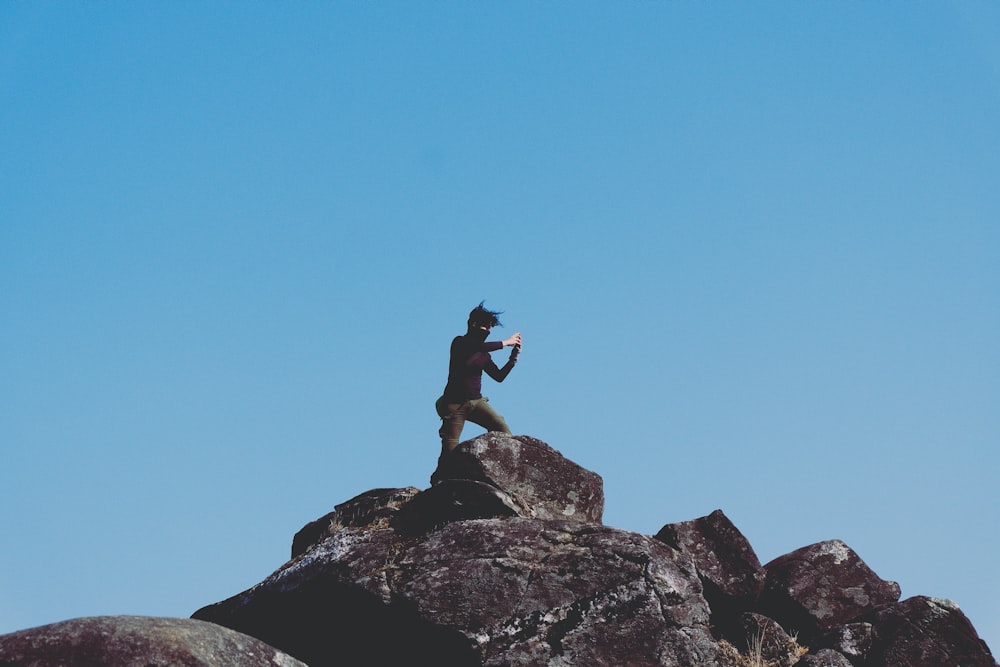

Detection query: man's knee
xmin=439 ymin=419 xmax=462 ymax=452
xmin=490 ymin=415 xmax=511 ymax=434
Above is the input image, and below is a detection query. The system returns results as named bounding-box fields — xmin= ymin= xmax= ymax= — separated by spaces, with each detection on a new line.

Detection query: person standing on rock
xmin=435 ymin=302 xmax=521 ymax=454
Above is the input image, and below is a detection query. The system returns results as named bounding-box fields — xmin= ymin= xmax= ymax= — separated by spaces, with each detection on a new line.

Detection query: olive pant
xmin=435 ymin=396 xmax=510 ymax=453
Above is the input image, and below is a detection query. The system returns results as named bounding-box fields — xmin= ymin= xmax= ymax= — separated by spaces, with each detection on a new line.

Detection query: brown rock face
xmin=194 ymin=518 xmax=733 ymax=666
xmin=759 ymin=539 xmax=902 ymax=638
xmin=867 ymin=596 xmax=997 ymax=667
xmin=430 ymin=433 xmax=604 ymax=523
xmin=655 ymin=509 xmax=766 ymax=626
xmin=0 ymin=616 xmax=307 ymax=667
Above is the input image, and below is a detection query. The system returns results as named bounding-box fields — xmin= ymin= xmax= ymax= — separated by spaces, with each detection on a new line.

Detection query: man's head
xmin=467 ymin=301 xmax=503 ymax=331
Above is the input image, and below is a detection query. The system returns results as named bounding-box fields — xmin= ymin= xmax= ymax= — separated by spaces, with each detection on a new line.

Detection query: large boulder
xmin=866 ymin=596 xmax=997 ymax=667
xmin=194 ymin=518 xmax=737 ymax=667
xmin=654 ymin=509 xmax=765 ymax=628
xmin=430 ymin=433 xmax=604 ymax=524
xmin=0 ymin=616 xmax=306 ymax=667
xmin=759 ymin=539 xmax=901 ymax=639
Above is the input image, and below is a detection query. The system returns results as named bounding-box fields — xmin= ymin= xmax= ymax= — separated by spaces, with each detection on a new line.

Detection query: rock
xmin=0 ymin=616 xmax=306 ymax=667
xmin=430 ymin=433 xmax=604 ymax=524
xmin=867 ymin=596 xmax=997 ymax=667
xmin=729 ymin=612 xmax=808 ymax=667
xmin=291 ymin=486 xmax=419 ymax=557
xmin=654 ymin=509 xmax=765 ymax=631
xmin=758 ymin=540 xmax=901 ymax=639
xmin=823 ymin=621 xmax=874 ymax=664
xmin=194 ymin=518 xmax=737 ymax=666
xmin=201 ymin=524 xmax=480 ymax=666
xmin=394 ymin=479 xmax=521 ymax=535
xmin=7 ymin=432 xmax=994 ymax=667
xmin=186 ymin=434 xmax=995 ymax=667
xmin=795 ymin=648 xmax=853 ymax=666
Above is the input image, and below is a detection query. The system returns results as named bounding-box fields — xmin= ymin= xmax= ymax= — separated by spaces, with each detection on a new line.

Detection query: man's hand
xmin=503 ymin=332 xmax=522 ymax=348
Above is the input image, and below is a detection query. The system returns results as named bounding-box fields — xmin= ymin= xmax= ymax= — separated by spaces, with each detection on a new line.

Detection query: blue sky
xmin=2 ymin=1 xmax=998 ymax=654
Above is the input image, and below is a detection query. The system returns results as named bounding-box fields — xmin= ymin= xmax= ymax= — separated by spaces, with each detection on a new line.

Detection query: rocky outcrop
xmin=430 ymin=433 xmax=604 ymax=523
xmin=2 ymin=434 xmax=991 ymax=666
xmin=654 ymin=508 xmax=765 ymax=634
xmin=190 ymin=433 xmax=996 ymax=667
xmin=0 ymin=616 xmax=307 ymax=667
xmin=194 ymin=435 xmax=727 ymax=666
xmin=865 ymin=596 xmax=997 ymax=667
xmin=758 ymin=539 xmax=903 ymax=640
xmin=197 ymin=517 xmax=734 ymax=666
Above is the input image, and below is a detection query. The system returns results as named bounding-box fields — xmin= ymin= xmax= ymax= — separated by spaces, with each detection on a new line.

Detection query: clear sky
xmin=2 ymin=1 xmax=998 ymax=655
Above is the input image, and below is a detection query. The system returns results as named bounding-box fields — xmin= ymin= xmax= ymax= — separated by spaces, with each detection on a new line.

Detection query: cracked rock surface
xmin=194 ymin=518 xmax=732 ymax=666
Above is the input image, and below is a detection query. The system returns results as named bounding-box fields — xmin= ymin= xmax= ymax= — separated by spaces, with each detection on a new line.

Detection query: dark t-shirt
xmin=442 ymin=335 xmax=512 ymax=401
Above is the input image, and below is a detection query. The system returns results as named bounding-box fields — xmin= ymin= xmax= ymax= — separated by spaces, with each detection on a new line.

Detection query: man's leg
xmin=465 ymin=397 xmax=511 ymax=434
xmin=436 ymin=397 xmax=468 ymax=453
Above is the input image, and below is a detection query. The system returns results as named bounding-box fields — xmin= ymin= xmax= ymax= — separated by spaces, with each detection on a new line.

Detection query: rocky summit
xmin=189 ymin=433 xmax=997 ymax=667
xmin=2 ymin=433 xmax=995 ymax=666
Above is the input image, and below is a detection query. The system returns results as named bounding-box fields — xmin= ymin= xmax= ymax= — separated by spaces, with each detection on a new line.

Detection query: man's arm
xmin=479 ymin=330 xmax=520 ymax=353
xmin=484 ymin=334 xmax=521 ymax=383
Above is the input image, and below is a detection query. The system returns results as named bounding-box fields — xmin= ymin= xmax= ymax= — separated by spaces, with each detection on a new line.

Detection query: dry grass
xmin=719 ymin=628 xmax=809 ymax=667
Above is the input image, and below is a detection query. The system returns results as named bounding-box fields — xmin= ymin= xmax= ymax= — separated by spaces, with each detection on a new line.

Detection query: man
xmin=435 ymin=302 xmax=522 ymax=454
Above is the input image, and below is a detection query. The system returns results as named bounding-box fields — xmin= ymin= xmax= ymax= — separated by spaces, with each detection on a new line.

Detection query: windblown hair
xmin=467 ymin=301 xmax=503 ymax=329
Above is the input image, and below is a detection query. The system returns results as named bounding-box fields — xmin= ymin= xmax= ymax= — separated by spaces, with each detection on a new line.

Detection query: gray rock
xmin=759 ymin=540 xmax=901 ymax=638
xmin=430 ymin=433 xmax=604 ymax=524
xmin=795 ymin=648 xmax=853 ymax=667
xmin=0 ymin=616 xmax=306 ymax=667
xmin=655 ymin=509 xmax=765 ymax=628
xmin=194 ymin=518 xmax=736 ymax=666
xmin=867 ymin=596 xmax=998 ymax=667
xmin=823 ymin=621 xmax=874 ymax=664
